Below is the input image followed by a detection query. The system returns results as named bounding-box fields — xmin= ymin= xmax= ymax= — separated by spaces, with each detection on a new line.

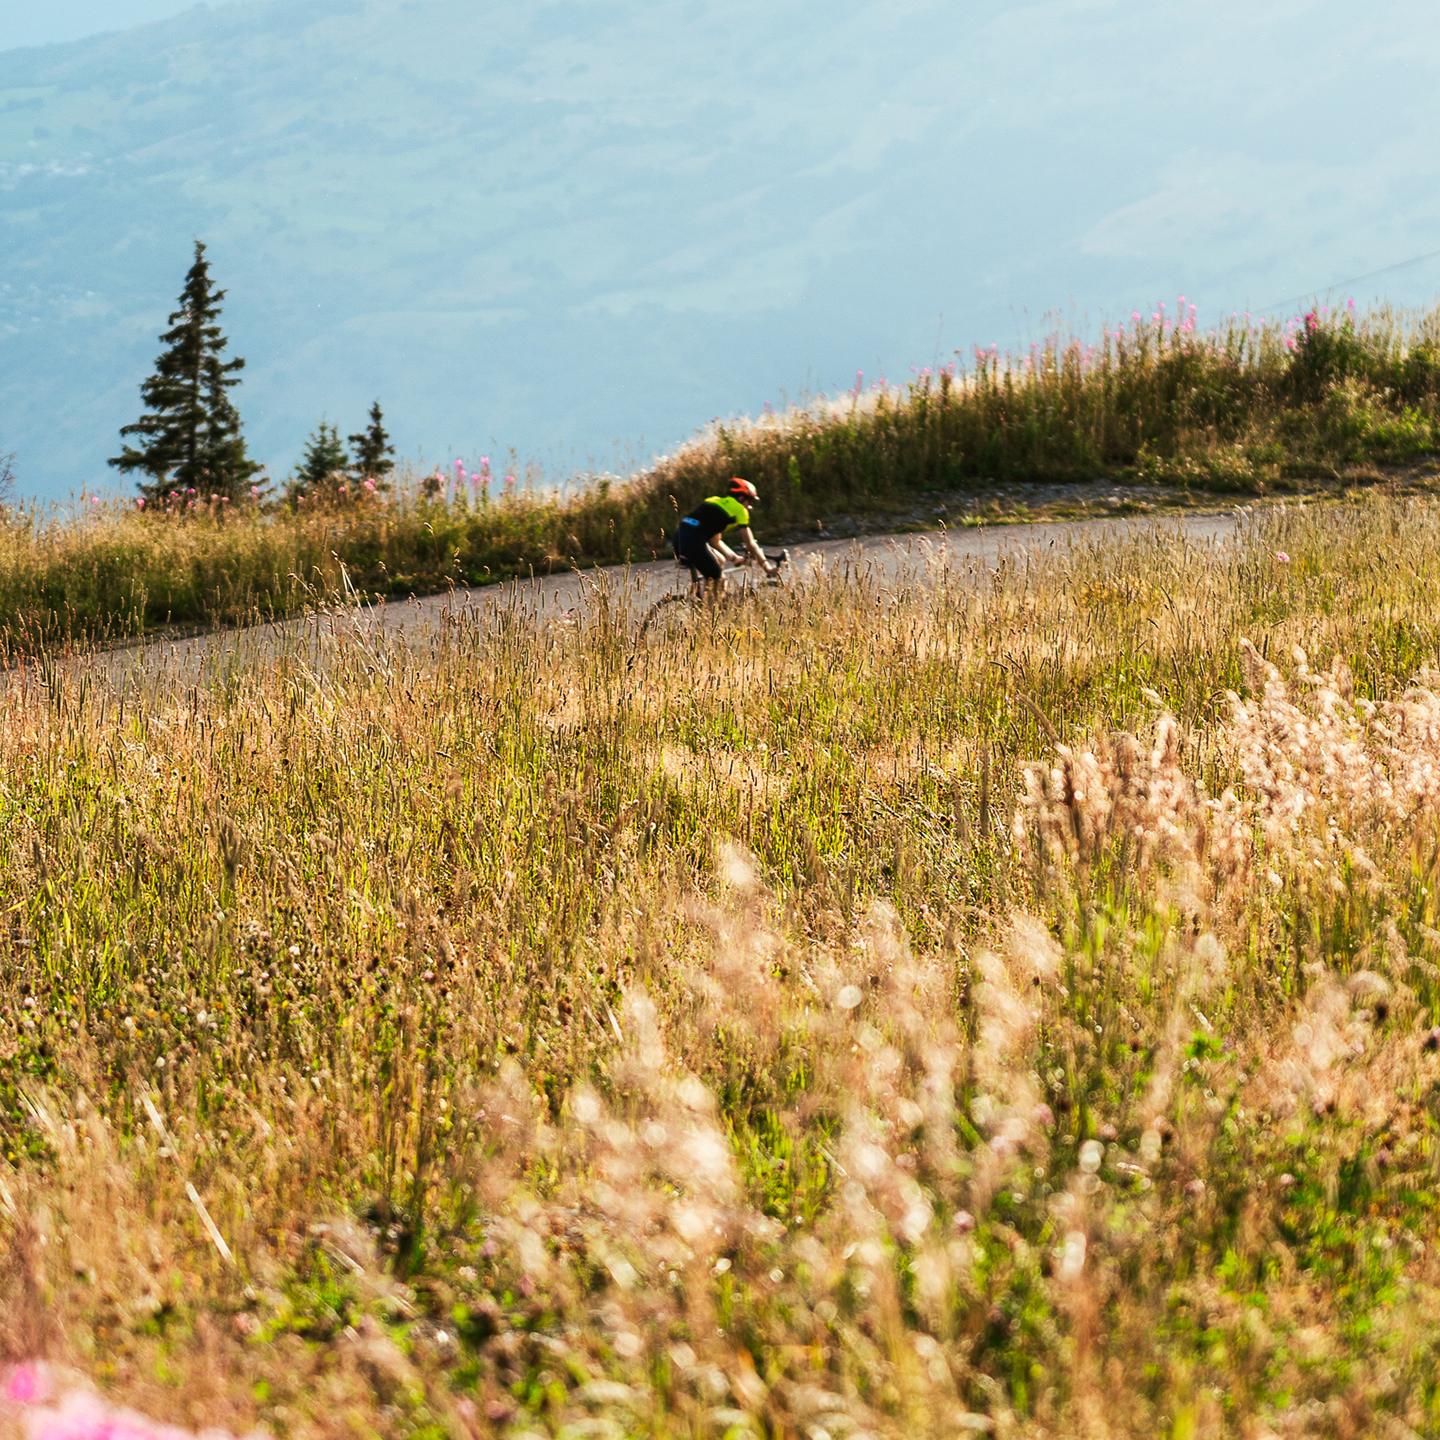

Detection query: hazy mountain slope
xmin=4 ymin=0 xmax=1440 ymax=498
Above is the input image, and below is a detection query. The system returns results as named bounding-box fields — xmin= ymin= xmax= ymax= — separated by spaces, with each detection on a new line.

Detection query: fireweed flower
xmin=2 ymin=1364 xmax=46 ymax=1404
xmin=4 ymin=1365 xmax=261 ymax=1439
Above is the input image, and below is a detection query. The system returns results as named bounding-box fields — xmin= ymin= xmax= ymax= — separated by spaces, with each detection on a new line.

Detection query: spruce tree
xmin=110 ymin=241 xmax=259 ymax=504
xmin=348 ymin=401 xmax=395 ymax=487
xmin=288 ymin=421 xmax=350 ymax=503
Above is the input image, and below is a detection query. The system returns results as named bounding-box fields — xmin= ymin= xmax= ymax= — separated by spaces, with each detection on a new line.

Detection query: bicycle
xmin=634 ymin=547 xmax=792 ymax=647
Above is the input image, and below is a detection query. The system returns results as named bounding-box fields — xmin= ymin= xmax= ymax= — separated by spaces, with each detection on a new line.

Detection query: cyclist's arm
xmin=735 ymin=527 xmax=777 ymax=572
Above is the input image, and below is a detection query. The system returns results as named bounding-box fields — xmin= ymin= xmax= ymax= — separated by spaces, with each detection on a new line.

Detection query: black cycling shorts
xmin=672 ymin=530 xmax=723 ymax=581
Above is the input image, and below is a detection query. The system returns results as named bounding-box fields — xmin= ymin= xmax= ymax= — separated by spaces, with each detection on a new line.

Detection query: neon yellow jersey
xmin=704 ymin=495 xmax=750 ymax=530
xmin=678 ymin=495 xmax=751 ymax=543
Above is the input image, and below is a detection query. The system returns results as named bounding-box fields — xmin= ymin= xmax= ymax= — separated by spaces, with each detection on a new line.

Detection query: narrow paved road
xmin=100 ymin=509 xmax=1241 ymax=687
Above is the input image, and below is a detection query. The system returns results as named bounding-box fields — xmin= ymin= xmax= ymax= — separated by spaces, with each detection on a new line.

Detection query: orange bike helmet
xmin=729 ymin=477 xmax=759 ymax=505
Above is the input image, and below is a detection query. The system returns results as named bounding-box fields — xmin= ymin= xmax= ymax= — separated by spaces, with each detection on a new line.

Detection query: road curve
xmin=100 ymin=509 xmax=1242 ymax=688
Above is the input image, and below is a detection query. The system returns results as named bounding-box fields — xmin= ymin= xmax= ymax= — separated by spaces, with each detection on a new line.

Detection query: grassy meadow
xmin=8 ymin=299 xmax=1440 ymax=651
xmin=5 ymin=499 xmax=1440 ymax=1436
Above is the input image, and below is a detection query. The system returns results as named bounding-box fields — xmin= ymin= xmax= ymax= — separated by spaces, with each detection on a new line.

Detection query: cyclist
xmin=671 ymin=477 xmax=778 ymax=595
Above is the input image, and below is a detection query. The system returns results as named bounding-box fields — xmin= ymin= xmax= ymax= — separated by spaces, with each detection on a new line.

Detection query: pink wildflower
xmin=135 ymin=497 xmax=145 ymax=510
xmin=7 ymin=1385 xmax=230 ymax=1440
xmin=3 ymin=1363 xmax=47 ymax=1405
xmin=1275 ymin=551 xmax=1291 ymax=563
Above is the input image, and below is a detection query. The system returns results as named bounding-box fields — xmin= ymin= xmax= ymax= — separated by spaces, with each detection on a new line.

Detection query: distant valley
xmin=4 ymin=0 xmax=1440 ymax=498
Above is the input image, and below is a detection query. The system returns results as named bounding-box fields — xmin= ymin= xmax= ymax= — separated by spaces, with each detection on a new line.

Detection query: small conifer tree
xmin=288 ymin=421 xmax=350 ymax=503
xmin=348 ymin=401 xmax=396 ymax=487
xmin=110 ymin=241 xmax=259 ymax=505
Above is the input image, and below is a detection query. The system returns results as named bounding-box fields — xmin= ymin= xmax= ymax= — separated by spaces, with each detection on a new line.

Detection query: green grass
xmin=8 ymin=299 xmax=1440 ymax=651
xmin=7 ymin=501 xmax=1440 ymax=1435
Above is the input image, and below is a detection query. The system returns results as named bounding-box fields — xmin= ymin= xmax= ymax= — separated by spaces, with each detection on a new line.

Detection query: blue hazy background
xmin=4 ymin=0 xmax=1440 ymax=500
xmin=2 ymin=3 xmax=236 ymax=50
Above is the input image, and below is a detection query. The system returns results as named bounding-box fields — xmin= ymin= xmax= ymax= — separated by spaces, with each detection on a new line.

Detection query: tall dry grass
xmin=8 ymin=299 xmax=1440 ymax=650
xmin=4 ymin=502 xmax=1440 ymax=1436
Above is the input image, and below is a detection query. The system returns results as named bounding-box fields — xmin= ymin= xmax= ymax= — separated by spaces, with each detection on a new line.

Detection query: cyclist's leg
xmin=679 ymin=540 xmax=723 ymax=597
